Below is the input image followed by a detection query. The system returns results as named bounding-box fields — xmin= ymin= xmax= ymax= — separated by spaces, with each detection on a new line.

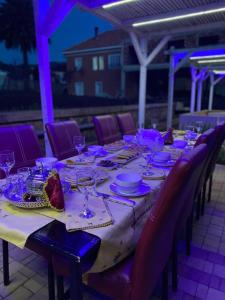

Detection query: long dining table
xmin=0 ymin=138 xmax=188 ymax=300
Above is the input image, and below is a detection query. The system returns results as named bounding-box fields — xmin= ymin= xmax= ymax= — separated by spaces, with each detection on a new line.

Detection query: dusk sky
xmin=0 ymin=6 xmax=113 ymax=65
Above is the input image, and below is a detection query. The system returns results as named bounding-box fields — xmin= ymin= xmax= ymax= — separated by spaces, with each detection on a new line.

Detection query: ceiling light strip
xmin=133 ymin=6 xmax=225 ymax=27
xmin=197 ymin=59 xmax=225 ymax=64
xmin=213 ymin=70 xmax=225 ymax=74
xmin=103 ymin=0 xmax=136 ymax=9
xmin=190 ymin=54 xmax=225 ymax=60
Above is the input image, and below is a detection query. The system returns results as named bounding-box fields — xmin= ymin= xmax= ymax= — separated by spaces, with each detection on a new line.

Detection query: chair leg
xmin=162 ymin=263 xmax=168 ymax=300
xmin=201 ymin=180 xmax=207 ymax=216
xmin=48 ymin=262 xmax=55 ymax=300
xmin=172 ymin=239 xmax=178 ymax=291
xmin=208 ymin=174 xmax=213 ymax=203
xmin=2 ymin=240 xmax=10 ymax=286
xmin=57 ymin=276 xmax=64 ymax=300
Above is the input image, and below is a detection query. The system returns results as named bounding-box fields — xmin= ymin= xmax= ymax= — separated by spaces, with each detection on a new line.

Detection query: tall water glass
xmin=74 ymin=136 xmax=85 ymax=160
xmin=0 ymin=150 xmax=15 ymax=188
xmin=76 ymin=168 xmax=95 ymax=219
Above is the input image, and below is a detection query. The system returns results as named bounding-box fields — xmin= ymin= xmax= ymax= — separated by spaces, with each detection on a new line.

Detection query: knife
xmin=96 ymin=192 xmax=136 ymax=207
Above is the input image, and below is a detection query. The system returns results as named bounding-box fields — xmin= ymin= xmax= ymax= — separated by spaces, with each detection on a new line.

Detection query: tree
xmin=0 ymin=0 xmax=36 ymax=89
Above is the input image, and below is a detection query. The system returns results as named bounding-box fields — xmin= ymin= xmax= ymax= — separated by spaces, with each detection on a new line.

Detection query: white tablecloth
xmin=0 ymin=155 xmax=164 ymax=272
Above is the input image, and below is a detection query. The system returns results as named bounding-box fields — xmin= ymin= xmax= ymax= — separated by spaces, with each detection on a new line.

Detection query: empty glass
xmin=0 ymin=150 xmax=15 ymax=188
xmin=195 ymin=121 xmax=203 ymax=134
xmin=74 ymin=136 xmax=85 ymax=160
xmin=76 ymin=168 xmax=95 ymax=219
xmin=17 ymin=167 xmax=30 ymax=195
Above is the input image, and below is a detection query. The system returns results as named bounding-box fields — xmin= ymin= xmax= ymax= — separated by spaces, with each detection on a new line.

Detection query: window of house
xmin=74 ymin=57 xmax=83 ymax=71
xmin=74 ymin=81 xmax=84 ymax=96
xmin=108 ymin=53 xmax=121 ymax=69
xmin=198 ymin=35 xmax=219 ymax=46
xmin=92 ymin=56 xmax=104 ymax=71
xmin=95 ymin=81 xmax=103 ymax=96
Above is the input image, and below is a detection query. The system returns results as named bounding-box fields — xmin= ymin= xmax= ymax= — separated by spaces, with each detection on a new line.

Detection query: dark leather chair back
xmin=45 ymin=120 xmax=81 ymax=160
xmin=116 ymin=112 xmax=136 ymax=135
xmin=0 ymin=125 xmax=42 ymax=178
xmin=129 ymin=144 xmax=207 ymax=300
xmin=93 ymin=115 xmax=121 ymax=145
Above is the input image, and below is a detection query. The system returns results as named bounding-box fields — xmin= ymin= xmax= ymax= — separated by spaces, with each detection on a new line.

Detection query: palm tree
xmin=0 ymin=0 xmax=36 ymax=89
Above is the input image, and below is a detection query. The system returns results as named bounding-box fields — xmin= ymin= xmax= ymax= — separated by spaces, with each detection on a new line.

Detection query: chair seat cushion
xmin=87 ymin=255 xmax=133 ymax=300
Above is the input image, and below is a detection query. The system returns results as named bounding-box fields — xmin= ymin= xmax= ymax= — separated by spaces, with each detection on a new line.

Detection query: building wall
xmin=67 ymin=50 xmax=122 ymax=97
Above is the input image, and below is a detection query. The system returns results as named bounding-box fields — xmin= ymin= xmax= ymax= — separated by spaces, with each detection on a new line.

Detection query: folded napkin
xmin=43 ymin=171 xmax=64 ymax=211
xmin=65 ymin=195 xmax=113 ymax=231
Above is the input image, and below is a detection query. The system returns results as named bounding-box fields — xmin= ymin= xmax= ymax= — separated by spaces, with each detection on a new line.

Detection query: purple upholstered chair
xmin=45 ymin=120 xmax=81 ymax=160
xmin=194 ymin=128 xmax=220 ymax=216
xmin=116 ymin=112 xmax=136 ymax=135
xmin=0 ymin=124 xmax=42 ymax=179
xmin=0 ymin=125 xmax=55 ymax=299
xmin=93 ymin=115 xmax=121 ymax=145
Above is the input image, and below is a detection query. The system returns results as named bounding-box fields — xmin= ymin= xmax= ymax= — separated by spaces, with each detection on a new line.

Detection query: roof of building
xmin=63 ymin=29 xmax=128 ymax=54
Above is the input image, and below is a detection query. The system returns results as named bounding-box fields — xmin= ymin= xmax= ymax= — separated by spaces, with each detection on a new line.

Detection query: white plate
xmin=142 ymin=168 xmax=165 ymax=180
xmin=151 ymin=159 xmax=175 ymax=168
xmin=110 ymin=182 xmax=151 ymax=197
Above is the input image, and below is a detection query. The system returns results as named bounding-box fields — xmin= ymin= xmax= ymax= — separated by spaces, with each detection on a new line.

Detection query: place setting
xmin=109 ymin=173 xmax=151 ymax=198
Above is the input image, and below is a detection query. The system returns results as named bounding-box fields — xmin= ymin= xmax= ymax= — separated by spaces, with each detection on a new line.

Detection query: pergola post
xmin=167 ymin=51 xmax=192 ymax=128
xmin=197 ymin=70 xmax=208 ymax=112
xmin=33 ymin=0 xmax=77 ymax=155
xmin=208 ymin=73 xmax=215 ymax=111
xmin=167 ymin=54 xmax=175 ymax=128
xmin=208 ymin=73 xmax=225 ymax=110
xmin=138 ymin=38 xmax=148 ymax=128
xmin=190 ymin=68 xmax=197 ymax=113
xmin=130 ymin=32 xmax=170 ymax=128
xmin=33 ymin=0 xmax=54 ymax=155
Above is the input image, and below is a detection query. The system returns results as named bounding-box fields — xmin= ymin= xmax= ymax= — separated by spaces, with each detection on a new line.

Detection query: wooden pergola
xmin=33 ymin=0 xmax=225 ymax=154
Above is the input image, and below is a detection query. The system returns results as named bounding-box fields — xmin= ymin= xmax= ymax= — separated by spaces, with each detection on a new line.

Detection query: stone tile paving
xmin=0 ymin=164 xmax=225 ymax=299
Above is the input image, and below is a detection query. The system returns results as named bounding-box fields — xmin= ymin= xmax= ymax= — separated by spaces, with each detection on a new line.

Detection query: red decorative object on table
xmin=44 ymin=172 xmax=64 ymax=211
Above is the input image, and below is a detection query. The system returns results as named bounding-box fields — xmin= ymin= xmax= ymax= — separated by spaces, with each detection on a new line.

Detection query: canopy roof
xmin=79 ymin=0 xmax=225 ymax=37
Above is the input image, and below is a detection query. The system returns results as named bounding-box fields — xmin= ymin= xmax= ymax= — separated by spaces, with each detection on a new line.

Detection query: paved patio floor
xmin=0 ymin=164 xmax=225 ymax=300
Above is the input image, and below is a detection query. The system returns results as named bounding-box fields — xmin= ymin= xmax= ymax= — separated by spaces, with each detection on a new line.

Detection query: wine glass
xmin=195 ymin=121 xmax=203 ymax=134
xmin=0 ymin=150 xmax=15 ymax=188
xmin=76 ymin=168 xmax=95 ymax=219
xmin=74 ymin=136 xmax=85 ymax=161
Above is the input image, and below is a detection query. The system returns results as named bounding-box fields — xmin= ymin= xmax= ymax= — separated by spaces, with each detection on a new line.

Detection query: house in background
xmin=63 ymin=28 xmax=225 ymax=104
xmin=63 ymin=28 xmax=139 ymax=99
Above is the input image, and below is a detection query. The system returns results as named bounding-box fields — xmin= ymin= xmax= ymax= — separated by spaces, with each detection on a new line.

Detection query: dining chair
xmin=51 ymin=145 xmax=207 ymax=300
xmin=93 ymin=115 xmax=121 ymax=145
xmin=116 ymin=112 xmax=136 ymax=135
xmin=0 ymin=124 xmax=55 ymax=300
xmin=45 ymin=120 xmax=81 ymax=160
xmin=194 ymin=128 xmax=220 ymax=216
xmin=167 ymin=144 xmax=208 ymax=291
xmin=0 ymin=124 xmax=42 ymax=179
xmin=206 ymin=122 xmax=225 ymax=203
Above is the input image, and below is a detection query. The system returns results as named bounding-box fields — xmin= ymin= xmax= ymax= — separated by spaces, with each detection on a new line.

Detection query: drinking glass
xmin=74 ymin=136 xmax=85 ymax=161
xmin=17 ymin=167 xmax=30 ymax=195
xmin=0 ymin=150 xmax=15 ymax=188
xmin=151 ymin=117 xmax=158 ymax=129
xmin=76 ymin=168 xmax=95 ymax=219
xmin=195 ymin=121 xmax=203 ymax=134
